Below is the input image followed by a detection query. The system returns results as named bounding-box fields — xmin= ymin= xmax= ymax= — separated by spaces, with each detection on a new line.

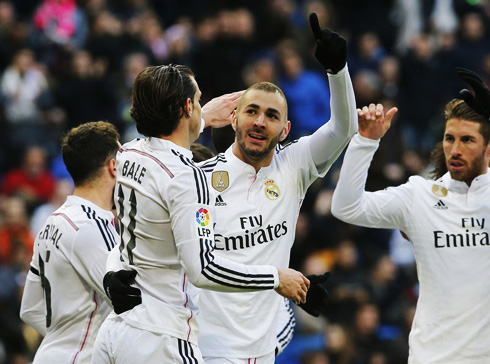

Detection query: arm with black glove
xmin=103 ymin=270 xmax=142 ymax=314
xmin=309 ymin=13 xmax=347 ymax=74
xmin=297 ymin=271 xmax=330 ymax=317
xmin=455 ymin=67 xmax=490 ymax=119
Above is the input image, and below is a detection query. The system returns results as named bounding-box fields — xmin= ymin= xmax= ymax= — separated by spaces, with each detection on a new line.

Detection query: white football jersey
xmin=332 ymin=134 xmax=490 ymax=364
xmin=113 ymin=137 xmax=279 ymax=346
xmin=196 ymin=66 xmax=357 ymax=358
xmin=20 ymin=196 xmax=117 ymax=364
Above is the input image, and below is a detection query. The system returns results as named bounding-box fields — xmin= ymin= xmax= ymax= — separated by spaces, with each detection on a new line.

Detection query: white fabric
xmin=332 ymin=133 xmax=490 ymax=364
xmin=196 ymin=65 xmax=357 ymax=358
xmin=110 ymin=137 xmax=279 ymax=347
xmin=92 ymin=314 xmax=205 ymax=364
xmin=20 ymin=196 xmax=117 ymax=364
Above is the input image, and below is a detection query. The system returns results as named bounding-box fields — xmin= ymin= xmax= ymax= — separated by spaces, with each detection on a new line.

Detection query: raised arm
xmin=307 ymin=13 xmax=358 ymax=172
xmin=331 ymin=104 xmax=410 ymax=229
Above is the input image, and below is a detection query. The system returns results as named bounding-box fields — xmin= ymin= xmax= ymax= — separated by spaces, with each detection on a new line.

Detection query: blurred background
xmin=0 ymin=0 xmax=489 ymax=363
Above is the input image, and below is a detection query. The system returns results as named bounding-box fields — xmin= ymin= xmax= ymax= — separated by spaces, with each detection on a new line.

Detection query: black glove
xmin=455 ymin=67 xmax=490 ymax=119
xmin=309 ymin=13 xmax=347 ymax=74
xmin=103 ymin=270 xmax=142 ymax=314
xmin=298 ymin=271 xmax=330 ymax=317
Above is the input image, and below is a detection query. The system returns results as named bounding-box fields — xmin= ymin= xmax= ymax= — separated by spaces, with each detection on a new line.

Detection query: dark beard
xmin=235 ymin=118 xmax=283 ymax=161
xmin=447 ymin=149 xmax=486 ymax=185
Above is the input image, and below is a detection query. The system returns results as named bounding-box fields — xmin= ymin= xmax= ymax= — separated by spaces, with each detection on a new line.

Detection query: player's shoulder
xmin=198 ymin=153 xmax=228 ymax=174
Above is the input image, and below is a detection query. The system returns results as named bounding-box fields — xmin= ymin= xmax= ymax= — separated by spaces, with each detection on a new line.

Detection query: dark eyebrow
xmin=245 ymin=103 xmax=282 ymax=117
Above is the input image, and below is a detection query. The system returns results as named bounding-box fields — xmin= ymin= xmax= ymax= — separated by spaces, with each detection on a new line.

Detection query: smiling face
xmin=443 ymin=118 xmax=490 ymax=185
xmin=232 ymin=87 xmax=290 ymax=170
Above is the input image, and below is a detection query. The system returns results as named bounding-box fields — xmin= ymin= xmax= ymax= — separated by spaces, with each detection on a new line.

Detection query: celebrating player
xmin=104 ymin=13 xmax=358 ymax=363
xmin=331 ymin=68 xmax=490 ymax=363
xmin=20 ymin=121 xmax=120 ymax=363
xmin=91 ymin=63 xmax=310 ymax=364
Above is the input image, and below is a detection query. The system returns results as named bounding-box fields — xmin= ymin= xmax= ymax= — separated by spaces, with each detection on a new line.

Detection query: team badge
xmin=212 ymin=171 xmax=229 ymax=192
xmin=432 ymin=185 xmax=448 ymax=198
xmin=196 ymin=207 xmax=210 ymax=226
xmin=264 ymin=179 xmax=280 ymax=200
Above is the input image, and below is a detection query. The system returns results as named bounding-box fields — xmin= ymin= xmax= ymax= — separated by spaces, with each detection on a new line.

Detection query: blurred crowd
xmin=0 ymin=0 xmax=489 ymax=363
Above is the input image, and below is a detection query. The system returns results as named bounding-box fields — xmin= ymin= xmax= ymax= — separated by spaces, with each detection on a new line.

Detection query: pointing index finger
xmin=309 ymin=13 xmax=322 ymax=40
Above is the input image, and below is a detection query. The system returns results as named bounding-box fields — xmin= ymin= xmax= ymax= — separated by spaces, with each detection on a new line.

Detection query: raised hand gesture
xmin=309 ymin=13 xmax=347 ymax=74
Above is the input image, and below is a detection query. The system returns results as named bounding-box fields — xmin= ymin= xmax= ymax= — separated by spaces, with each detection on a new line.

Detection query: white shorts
xmin=92 ymin=315 xmax=204 ymax=364
xmin=203 ymin=352 xmax=275 ymax=364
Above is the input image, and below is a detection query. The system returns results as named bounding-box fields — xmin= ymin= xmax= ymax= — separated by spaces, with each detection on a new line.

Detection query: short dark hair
xmin=62 ymin=121 xmax=120 ymax=186
xmin=445 ymin=99 xmax=490 ymax=144
xmin=191 ymin=143 xmax=215 ymax=163
xmin=238 ymin=82 xmax=288 ymax=117
xmin=130 ymin=64 xmax=196 ymax=137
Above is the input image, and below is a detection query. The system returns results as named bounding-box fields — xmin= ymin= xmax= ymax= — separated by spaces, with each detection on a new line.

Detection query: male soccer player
xmin=195 ymin=14 xmax=356 ymax=362
xmin=20 ymin=121 xmax=120 ymax=363
xmin=92 ymin=63 xmax=310 ymax=364
xmin=331 ymin=68 xmax=490 ymax=363
xmin=104 ymin=14 xmax=357 ymax=363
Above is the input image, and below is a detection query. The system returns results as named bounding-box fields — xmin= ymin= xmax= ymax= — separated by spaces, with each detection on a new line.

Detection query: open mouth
xmin=249 ymin=133 xmax=266 ymax=142
xmin=449 ymin=159 xmax=465 ymax=170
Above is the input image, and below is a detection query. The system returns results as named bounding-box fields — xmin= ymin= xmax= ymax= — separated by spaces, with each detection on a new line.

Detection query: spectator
xmin=1 ymin=146 xmax=56 ymax=209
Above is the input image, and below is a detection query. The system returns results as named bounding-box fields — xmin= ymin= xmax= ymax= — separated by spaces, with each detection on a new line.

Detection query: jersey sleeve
xmin=307 ymin=65 xmax=358 ymax=174
xmin=331 ymin=134 xmax=412 ymax=230
xmin=167 ymin=167 xmax=279 ymax=292
xmin=20 ymin=242 xmax=47 ymax=335
xmin=70 ymin=224 xmax=115 ymax=304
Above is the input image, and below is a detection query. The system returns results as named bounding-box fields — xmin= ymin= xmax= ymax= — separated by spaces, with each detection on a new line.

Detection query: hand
xmin=309 ymin=13 xmax=347 ymax=74
xmin=275 ymin=268 xmax=310 ymax=305
xmin=298 ymin=272 xmax=330 ymax=317
xmin=201 ymin=91 xmax=245 ymax=129
xmin=358 ymin=103 xmax=398 ymax=140
xmin=456 ymin=67 xmax=490 ymax=119
xmin=103 ymin=270 xmax=142 ymax=314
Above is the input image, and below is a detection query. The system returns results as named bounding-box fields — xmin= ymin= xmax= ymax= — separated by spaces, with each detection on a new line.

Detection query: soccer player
xmin=19 ymin=121 xmax=121 ymax=363
xmin=195 ymin=14 xmax=357 ymax=361
xmin=92 ymin=63 xmax=310 ymax=364
xmin=104 ymin=13 xmax=357 ymax=363
xmin=331 ymin=68 xmax=490 ymax=363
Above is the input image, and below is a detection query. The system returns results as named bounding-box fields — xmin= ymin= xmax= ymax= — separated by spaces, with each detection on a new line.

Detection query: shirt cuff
xmin=272 ymin=267 xmax=279 ymax=289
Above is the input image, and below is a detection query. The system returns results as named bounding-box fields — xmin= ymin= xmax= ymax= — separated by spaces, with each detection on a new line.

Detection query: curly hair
xmin=62 ymin=121 xmax=120 ymax=186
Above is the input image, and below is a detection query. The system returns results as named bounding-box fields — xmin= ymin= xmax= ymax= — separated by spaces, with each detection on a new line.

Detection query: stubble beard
xmin=235 ymin=121 xmax=283 ymax=161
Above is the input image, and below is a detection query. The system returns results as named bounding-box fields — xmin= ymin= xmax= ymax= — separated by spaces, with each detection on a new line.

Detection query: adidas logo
xmin=433 ymin=200 xmax=448 ymax=210
xmin=215 ymin=195 xmax=227 ymax=206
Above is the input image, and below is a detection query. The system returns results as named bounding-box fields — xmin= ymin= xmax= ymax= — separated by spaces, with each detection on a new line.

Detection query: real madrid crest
xmin=264 ymin=179 xmax=280 ymax=200
xmin=212 ymin=171 xmax=229 ymax=192
xmin=432 ymin=184 xmax=448 ymax=197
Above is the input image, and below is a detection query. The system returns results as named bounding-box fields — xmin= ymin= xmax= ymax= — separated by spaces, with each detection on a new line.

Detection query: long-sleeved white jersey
xmin=196 ymin=66 xmax=357 ymax=358
xmin=20 ymin=196 xmax=117 ymax=364
xmin=331 ymin=134 xmax=490 ymax=364
xmin=112 ymin=137 xmax=281 ymax=346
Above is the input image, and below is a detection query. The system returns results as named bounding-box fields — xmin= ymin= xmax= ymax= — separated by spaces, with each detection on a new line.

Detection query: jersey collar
xmin=145 ymin=137 xmax=193 ymax=160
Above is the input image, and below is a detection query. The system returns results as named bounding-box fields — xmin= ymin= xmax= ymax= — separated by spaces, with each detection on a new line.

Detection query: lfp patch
xmin=196 ymin=208 xmax=210 ymax=226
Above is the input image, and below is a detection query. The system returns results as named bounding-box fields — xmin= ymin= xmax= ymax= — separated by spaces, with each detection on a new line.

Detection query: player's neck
xmin=73 ymin=181 xmax=114 ymax=211
xmin=159 ymin=118 xmax=193 ymax=150
xmin=232 ymin=144 xmax=273 ymax=173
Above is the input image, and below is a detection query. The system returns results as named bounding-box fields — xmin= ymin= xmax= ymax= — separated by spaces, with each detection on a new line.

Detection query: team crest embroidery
xmin=264 ymin=179 xmax=280 ymax=200
xmin=431 ymin=185 xmax=448 ymax=198
xmin=212 ymin=171 xmax=229 ymax=192
xmin=196 ymin=207 xmax=210 ymax=226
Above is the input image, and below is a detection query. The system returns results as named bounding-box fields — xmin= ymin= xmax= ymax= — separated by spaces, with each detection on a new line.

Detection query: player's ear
xmin=109 ymin=159 xmax=117 ymax=178
xmin=185 ymin=98 xmax=193 ymax=117
xmin=280 ymin=120 xmax=291 ymax=142
xmin=231 ymin=109 xmax=238 ymax=131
